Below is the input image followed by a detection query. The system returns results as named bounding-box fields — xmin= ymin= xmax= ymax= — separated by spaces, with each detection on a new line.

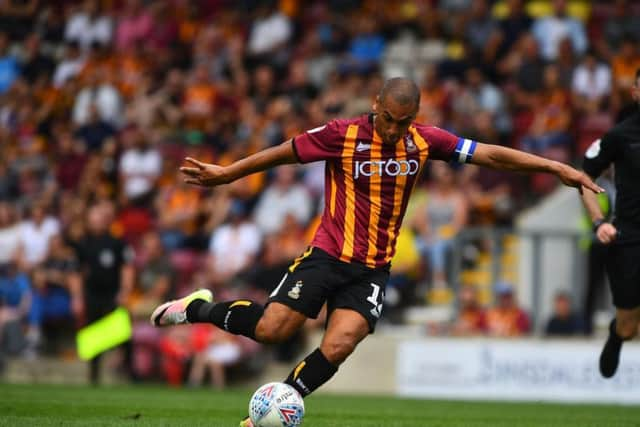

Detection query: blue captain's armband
xmin=454 ymin=138 xmax=477 ymax=163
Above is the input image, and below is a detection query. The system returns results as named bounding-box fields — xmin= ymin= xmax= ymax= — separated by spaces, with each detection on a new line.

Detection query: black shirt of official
xmin=583 ymin=109 xmax=640 ymax=243
xmin=76 ymin=232 xmax=131 ymax=308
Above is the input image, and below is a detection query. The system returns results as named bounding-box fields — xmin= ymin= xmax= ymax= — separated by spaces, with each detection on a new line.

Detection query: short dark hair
xmin=379 ymin=77 xmax=420 ymax=109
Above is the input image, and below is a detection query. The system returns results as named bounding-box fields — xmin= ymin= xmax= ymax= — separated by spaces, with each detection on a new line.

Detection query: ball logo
xmin=354 ymin=159 xmax=419 ymax=179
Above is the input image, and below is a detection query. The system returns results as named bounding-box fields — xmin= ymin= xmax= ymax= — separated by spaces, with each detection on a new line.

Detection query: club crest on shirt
xmin=288 ymin=280 xmax=303 ymax=300
xmin=405 ymin=134 xmax=417 ymax=152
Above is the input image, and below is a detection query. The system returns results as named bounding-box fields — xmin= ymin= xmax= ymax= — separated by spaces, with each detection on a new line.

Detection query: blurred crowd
xmin=0 ymin=0 xmax=638 ymax=385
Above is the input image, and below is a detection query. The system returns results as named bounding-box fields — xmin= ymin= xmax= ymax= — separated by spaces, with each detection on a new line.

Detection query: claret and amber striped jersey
xmin=292 ymin=114 xmax=477 ymax=269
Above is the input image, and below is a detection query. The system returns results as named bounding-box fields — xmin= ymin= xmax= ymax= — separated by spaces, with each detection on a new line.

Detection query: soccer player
xmin=151 ymin=78 xmax=601 ymax=425
xmin=581 ymin=68 xmax=640 ymax=378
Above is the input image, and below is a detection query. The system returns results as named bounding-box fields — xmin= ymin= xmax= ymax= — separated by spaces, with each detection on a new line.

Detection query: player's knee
xmin=321 ymin=337 xmax=357 ymax=365
xmin=616 ymin=318 xmax=639 ymax=340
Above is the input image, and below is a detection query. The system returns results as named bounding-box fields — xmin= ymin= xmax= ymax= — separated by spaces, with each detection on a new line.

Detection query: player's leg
xmin=284 ymin=308 xmax=369 ymax=397
xmin=600 ymin=306 xmax=640 ymax=378
xmin=599 ymin=243 xmax=640 ymax=378
xmin=151 ymin=287 xmax=307 ymax=343
xmin=151 ymin=248 xmax=328 ymax=345
xmin=283 ymin=263 xmax=387 ymax=397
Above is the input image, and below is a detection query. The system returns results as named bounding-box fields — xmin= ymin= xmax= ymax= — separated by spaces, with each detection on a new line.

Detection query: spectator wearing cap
xmin=486 ymin=282 xmax=530 ymax=337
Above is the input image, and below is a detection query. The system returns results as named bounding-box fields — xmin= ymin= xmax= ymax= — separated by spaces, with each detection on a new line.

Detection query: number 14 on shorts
xmin=367 ymin=283 xmax=383 ymax=319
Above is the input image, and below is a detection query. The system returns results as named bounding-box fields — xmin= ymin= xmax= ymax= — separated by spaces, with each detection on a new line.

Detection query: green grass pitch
xmin=0 ymin=383 xmax=637 ymax=426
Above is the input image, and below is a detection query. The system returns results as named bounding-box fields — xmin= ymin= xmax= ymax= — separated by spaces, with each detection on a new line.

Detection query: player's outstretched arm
xmin=470 ymin=143 xmax=604 ymax=194
xmin=180 ymin=140 xmax=298 ymax=187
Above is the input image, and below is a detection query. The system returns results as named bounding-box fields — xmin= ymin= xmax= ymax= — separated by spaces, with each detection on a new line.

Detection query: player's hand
xmin=556 ymin=164 xmax=604 ymax=194
xmin=596 ymin=222 xmax=618 ymax=245
xmin=180 ymin=157 xmax=230 ymax=187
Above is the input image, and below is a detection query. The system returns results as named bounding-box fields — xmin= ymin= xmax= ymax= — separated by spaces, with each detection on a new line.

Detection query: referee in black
xmin=581 ymin=68 xmax=640 ymax=378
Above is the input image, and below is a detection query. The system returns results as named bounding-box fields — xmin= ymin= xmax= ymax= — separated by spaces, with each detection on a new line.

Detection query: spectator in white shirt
xmin=253 ymin=164 xmax=312 ymax=235
xmin=0 ymin=202 xmax=21 ymax=265
xmin=208 ymin=201 xmax=262 ymax=285
xmin=532 ymin=0 xmax=587 ymax=61
xmin=72 ymin=69 xmax=123 ymax=127
xmin=18 ymin=203 xmax=60 ymax=269
xmin=247 ymin=5 xmax=292 ymax=57
xmin=118 ymin=125 xmax=162 ymax=204
xmin=572 ymin=50 xmax=612 ymax=113
xmin=65 ymin=0 xmax=112 ymax=50
xmin=52 ymin=41 xmax=85 ymax=88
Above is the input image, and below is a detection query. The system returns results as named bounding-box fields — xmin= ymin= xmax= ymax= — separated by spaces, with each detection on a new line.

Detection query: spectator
xmin=414 ymin=162 xmax=468 ymax=304
xmin=611 ymin=36 xmax=640 ymax=109
xmin=155 ymin=171 xmax=202 ymax=251
xmin=500 ymin=33 xmax=545 ymax=99
xmin=496 ymin=0 xmax=532 ymax=60
xmin=0 ymin=262 xmax=32 ymax=359
xmin=453 ymin=67 xmax=510 ymax=134
xmin=118 ymin=125 xmax=162 ymax=204
xmin=74 ymin=105 xmax=116 ymax=152
xmin=18 ymin=202 xmax=60 ymax=270
xmin=19 ymin=33 xmax=55 ymax=84
xmin=209 ymin=201 xmax=261 ymax=286
xmin=188 ymin=326 xmax=244 ymax=389
xmin=183 ymin=64 xmax=217 ymax=128
xmin=343 ymin=15 xmax=385 ymax=74
xmin=52 ymin=41 xmax=85 ymax=88
xmin=464 ymin=0 xmax=497 ymax=58
xmin=602 ymin=0 xmax=640 ymax=52
xmin=29 ymin=234 xmax=82 ymax=353
xmin=486 ymin=282 xmax=530 ymax=337
xmin=246 ymin=4 xmax=292 ymax=64
xmin=114 ymin=0 xmax=152 ymax=52
xmin=451 ymin=285 xmax=487 ymax=336
xmin=128 ymin=231 xmax=174 ymax=318
xmin=522 ymin=64 xmax=572 ymax=160
xmin=72 ymin=69 xmax=123 ymax=127
xmin=572 ymin=50 xmax=612 ymax=114
xmin=253 ymin=165 xmax=312 ymax=235
xmin=0 ymin=0 xmax=38 ymax=41
xmin=54 ymin=129 xmax=88 ymax=192
xmin=0 ymin=202 xmax=21 ymax=265
xmin=532 ymin=0 xmax=587 ymax=61
xmin=545 ymin=292 xmax=585 ymax=336
xmin=0 ymin=32 xmax=19 ymax=93
xmin=65 ymin=0 xmax=112 ymax=50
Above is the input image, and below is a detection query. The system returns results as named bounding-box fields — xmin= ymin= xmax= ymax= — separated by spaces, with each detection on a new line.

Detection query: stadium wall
xmin=310 ymin=332 xmax=640 ymax=405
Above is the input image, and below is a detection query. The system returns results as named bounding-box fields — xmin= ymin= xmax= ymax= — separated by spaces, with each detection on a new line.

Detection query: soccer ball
xmin=248 ymin=382 xmax=305 ymax=427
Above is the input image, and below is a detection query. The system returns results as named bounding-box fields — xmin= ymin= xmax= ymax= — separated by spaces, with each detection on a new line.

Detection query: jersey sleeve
xmin=582 ymin=132 xmax=618 ymax=178
xmin=415 ymin=125 xmax=477 ymax=163
xmin=292 ymin=120 xmax=344 ymax=163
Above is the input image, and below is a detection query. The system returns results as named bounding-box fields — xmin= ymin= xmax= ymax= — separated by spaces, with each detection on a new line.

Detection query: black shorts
xmin=268 ymin=247 xmax=390 ymax=333
xmin=606 ymin=242 xmax=640 ymax=309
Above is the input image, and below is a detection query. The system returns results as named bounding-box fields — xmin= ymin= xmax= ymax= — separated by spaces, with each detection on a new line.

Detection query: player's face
xmin=373 ymin=96 xmax=418 ymax=145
